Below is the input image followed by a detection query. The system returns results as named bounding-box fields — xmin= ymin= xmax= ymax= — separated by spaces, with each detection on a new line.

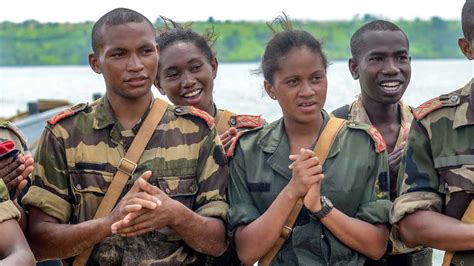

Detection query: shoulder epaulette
xmin=226 ymin=126 xmax=263 ymax=158
xmin=367 ymin=125 xmax=386 ymax=153
xmin=174 ymin=106 xmax=214 ymax=128
xmin=0 ymin=121 xmax=28 ymax=148
xmin=347 ymin=122 xmax=386 ymax=153
xmin=229 ymin=114 xmax=262 ymax=129
xmin=47 ymin=103 xmax=88 ymax=125
xmin=413 ymin=94 xmax=461 ymax=120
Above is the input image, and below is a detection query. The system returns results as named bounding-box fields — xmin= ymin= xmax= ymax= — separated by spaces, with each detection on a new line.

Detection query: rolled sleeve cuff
xmin=390 ymin=191 xmax=442 ymax=225
xmin=196 ymin=200 xmax=229 ymax=221
xmin=22 ymin=186 xmax=72 ymax=224
xmin=356 ymin=199 xmax=392 ymax=224
xmin=0 ymin=200 xmax=21 ymax=222
xmin=227 ymin=203 xmax=261 ymax=233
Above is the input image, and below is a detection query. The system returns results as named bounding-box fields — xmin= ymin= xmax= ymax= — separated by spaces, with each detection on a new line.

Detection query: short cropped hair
xmin=350 ymin=20 xmax=409 ymax=59
xmin=91 ymin=8 xmax=154 ymax=55
xmin=462 ymin=0 xmax=474 ymax=41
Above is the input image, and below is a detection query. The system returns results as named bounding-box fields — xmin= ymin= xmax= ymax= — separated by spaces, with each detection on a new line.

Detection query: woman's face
xmin=156 ymin=41 xmax=217 ymax=115
xmin=264 ymin=46 xmax=327 ymax=125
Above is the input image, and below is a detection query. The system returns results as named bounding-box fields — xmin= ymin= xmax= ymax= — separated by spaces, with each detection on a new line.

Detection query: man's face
xmin=350 ymin=30 xmax=411 ymax=105
xmin=89 ymin=21 xmax=159 ymax=101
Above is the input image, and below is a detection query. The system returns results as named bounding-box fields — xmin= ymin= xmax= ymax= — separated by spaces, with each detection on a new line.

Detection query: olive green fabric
xmin=0 ymin=178 xmax=20 ymax=222
xmin=227 ymin=110 xmax=391 ymax=266
xmin=22 ymin=96 xmax=229 ymax=265
xmin=391 ymin=79 xmax=474 ymax=224
xmin=333 ymin=98 xmax=418 ymax=254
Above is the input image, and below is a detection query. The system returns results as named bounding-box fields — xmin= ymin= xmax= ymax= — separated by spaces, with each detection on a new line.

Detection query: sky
xmin=1 ymin=0 xmax=467 ymax=23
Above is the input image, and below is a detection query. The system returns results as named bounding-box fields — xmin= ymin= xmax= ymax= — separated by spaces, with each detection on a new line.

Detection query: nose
xmin=127 ymin=53 xmax=144 ymax=72
xmin=181 ymin=71 xmax=196 ymax=88
xmin=299 ymin=81 xmax=316 ymax=97
xmin=382 ymin=58 xmax=400 ymax=75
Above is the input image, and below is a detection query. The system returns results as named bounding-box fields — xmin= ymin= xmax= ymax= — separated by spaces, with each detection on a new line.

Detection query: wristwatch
xmin=309 ymin=196 xmax=334 ymax=220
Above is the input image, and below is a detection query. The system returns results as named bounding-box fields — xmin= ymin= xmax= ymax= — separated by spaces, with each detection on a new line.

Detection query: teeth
xmin=381 ymin=81 xmax=400 ymax=88
xmin=184 ymin=90 xmax=201 ymax=98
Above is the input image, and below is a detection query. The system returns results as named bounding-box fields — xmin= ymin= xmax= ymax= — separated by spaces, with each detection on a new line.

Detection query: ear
xmin=264 ymin=80 xmax=276 ymax=100
xmin=153 ymin=79 xmax=166 ymax=95
xmin=348 ymin=58 xmax=359 ymax=80
xmin=211 ymin=57 xmax=218 ymax=79
xmin=458 ymin=37 xmax=474 ymax=60
xmin=89 ymin=53 xmax=102 ymax=74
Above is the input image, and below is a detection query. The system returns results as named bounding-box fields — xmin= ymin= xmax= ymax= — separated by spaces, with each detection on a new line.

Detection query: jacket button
xmin=165 ymin=188 xmax=171 ymax=194
xmin=76 ymin=184 xmax=82 ymax=190
xmin=175 ymin=107 xmax=182 ymax=113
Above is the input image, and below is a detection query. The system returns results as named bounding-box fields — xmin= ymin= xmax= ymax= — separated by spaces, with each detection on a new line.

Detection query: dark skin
xmin=0 ymin=152 xmax=33 ymax=199
xmin=0 ymin=219 xmax=35 ymax=265
xmin=349 ymin=30 xmax=411 ymax=199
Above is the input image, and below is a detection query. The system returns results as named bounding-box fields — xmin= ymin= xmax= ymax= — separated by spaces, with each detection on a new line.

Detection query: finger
xmin=21 ymin=165 xmax=34 ymax=179
xmin=0 ymin=157 xmax=22 ymax=179
xmin=228 ymin=127 xmax=238 ymax=137
xmin=117 ymin=220 xmax=155 ymax=235
xmin=17 ymin=179 xmax=28 ymax=192
xmin=120 ymin=227 xmax=155 ymax=237
xmin=126 ymin=197 xmax=158 ymax=210
xmin=6 ymin=176 xmax=22 ymax=192
xmin=3 ymin=164 xmax=24 ymax=185
xmin=124 ymin=204 xmax=142 ymax=213
xmin=138 ymin=178 xmax=163 ymax=196
xmin=219 ymin=131 xmax=229 ymax=140
xmin=23 ymin=156 xmax=34 ymax=167
xmin=128 ymin=171 xmax=152 ymax=193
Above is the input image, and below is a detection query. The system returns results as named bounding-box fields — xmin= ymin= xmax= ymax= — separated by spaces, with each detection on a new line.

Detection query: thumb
xmin=130 ymin=171 xmax=152 ymax=193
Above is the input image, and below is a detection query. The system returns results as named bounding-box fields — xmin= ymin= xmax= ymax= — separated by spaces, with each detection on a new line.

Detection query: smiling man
xmin=22 ymin=7 xmax=229 ymax=265
xmin=331 ymin=20 xmax=432 ymax=266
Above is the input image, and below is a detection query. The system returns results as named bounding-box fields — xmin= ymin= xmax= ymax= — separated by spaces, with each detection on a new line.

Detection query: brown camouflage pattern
xmin=0 ymin=179 xmax=21 ymax=222
xmin=391 ymin=78 xmax=474 ymax=225
xmin=22 ymin=96 xmax=229 ymax=265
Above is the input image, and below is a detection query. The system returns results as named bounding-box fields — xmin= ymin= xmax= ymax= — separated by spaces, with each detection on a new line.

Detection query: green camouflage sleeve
xmin=194 ymin=126 xmax=229 ymax=221
xmin=226 ymin=144 xmax=261 ymax=234
xmin=355 ymin=148 xmax=392 ymax=224
xmin=390 ymin=120 xmax=442 ymax=225
xmin=0 ymin=179 xmax=21 ymax=222
xmin=22 ymin=126 xmax=72 ymax=223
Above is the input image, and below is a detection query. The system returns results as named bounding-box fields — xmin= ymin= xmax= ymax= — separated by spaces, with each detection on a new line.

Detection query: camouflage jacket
xmin=22 ymin=96 xmax=229 ymax=265
xmin=391 ymin=78 xmax=474 ymax=225
xmin=344 ymin=97 xmax=413 ymax=152
xmin=0 ymin=175 xmax=21 ymax=223
xmin=0 ymin=121 xmax=28 ymax=153
xmin=227 ymin=110 xmax=391 ymax=266
xmin=0 ymin=122 xmax=27 ymax=223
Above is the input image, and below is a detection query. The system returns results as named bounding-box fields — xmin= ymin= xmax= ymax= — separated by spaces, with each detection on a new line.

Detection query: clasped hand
xmin=109 ymin=171 xmax=178 ymax=237
xmin=288 ymin=148 xmax=324 ymax=212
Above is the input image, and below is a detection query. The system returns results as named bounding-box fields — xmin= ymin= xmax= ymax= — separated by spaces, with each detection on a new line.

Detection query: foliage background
xmin=0 ymin=15 xmax=463 ymax=65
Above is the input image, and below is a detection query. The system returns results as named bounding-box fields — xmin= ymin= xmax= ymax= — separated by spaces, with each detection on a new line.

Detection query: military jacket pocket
xmin=70 ymin=170 xmax=112 ymax=223
xmin=436 ymin=162 xmax=474 ymax=194
xmin=152 ymin=176 xmax=199 ymax=210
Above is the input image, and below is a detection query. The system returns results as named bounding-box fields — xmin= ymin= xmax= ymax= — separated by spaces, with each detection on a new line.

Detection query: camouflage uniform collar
xmin=349 ymin=97 xmax=413 ymax=149
xmin=93 ymin=96 xmax=116 ymax=130
xmin=452 ymin=78 xmax=474 ymax=129
xmin=257 ymin=110 xmax=330 ymax=154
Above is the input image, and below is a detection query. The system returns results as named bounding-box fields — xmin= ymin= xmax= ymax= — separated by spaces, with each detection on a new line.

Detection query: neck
xmin=283 ymin=112 xmax=323 ymax=154
xmin=361 ymin=96 xmax=400 ymax=126
xmin=107 ymin=91 xmax=153 ymax=130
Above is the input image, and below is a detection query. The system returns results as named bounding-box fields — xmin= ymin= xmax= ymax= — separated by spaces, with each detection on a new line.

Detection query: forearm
xmin=29 ymin=209 xmax=112 ymax=260
xmin=172 ymin=205 xmax=227 ymax=257
xmin=399 ymin=210 xmax=474 ymax=251
xmin=0 ymin=219 xmax=35 ymax=265
xmin=320 ymin=208 xmax=388 ymax=260
xmin=235 ymin=186 xmax=299 ymax=265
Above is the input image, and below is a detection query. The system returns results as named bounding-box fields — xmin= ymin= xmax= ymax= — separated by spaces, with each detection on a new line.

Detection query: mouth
xmin=379 ymin=80 xmax=403 ymax=92
xmin=297 ymin=101 xmax=318 ymax=112
xmin=125 ymin=76 xmax=148 ymax=87
xmin=183 ymin=89 xmax=202 ymax=98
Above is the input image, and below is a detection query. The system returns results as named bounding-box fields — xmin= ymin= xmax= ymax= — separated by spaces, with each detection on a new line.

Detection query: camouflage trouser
xmin=89 ymin=230 xmax=201 ymax=265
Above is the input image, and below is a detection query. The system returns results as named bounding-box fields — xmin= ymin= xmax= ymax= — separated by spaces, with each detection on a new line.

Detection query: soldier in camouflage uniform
xmin=390 ymin=0 xmax=474 ymax=262
xmin=228 ymin=24 xmax=392 ymax=265
xmin=154 ymin=20 xmax=263 ymax=156
xmin=22 ymin=8 xmax=229 ymax=265
xmin=331 ymin=21 xmax=432 ymax=265
xmin=0 ymin=123 xmax=35 ymax=265
xmin=0 ymin=121 xmax=34 ymax=200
